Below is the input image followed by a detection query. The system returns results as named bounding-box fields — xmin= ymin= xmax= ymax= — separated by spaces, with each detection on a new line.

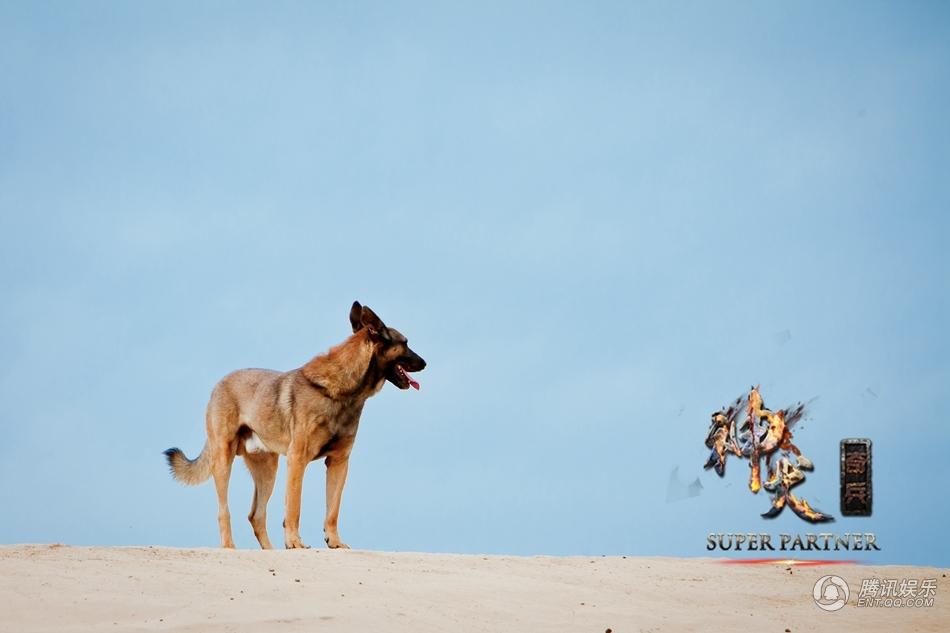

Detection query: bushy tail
xmin=163 ymin=444 xmax=212 ymax=485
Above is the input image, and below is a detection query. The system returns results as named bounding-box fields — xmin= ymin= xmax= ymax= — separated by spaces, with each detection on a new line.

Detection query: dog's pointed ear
xmin=349 ymin=301 xmax=363 ymax=333
xmin=360 ymin=305 xmax=386 ymax=335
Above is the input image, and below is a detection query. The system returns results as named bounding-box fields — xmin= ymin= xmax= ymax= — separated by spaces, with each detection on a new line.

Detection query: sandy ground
xmin=0 ymin=545 xmax=946 ymax=633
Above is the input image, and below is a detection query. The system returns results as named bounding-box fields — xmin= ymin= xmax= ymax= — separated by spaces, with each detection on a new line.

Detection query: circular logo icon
xmin=813 ymin=575 xmax=849 ymax=612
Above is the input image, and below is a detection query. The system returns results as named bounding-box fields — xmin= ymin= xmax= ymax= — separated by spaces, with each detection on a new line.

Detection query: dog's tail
xmin=163 ymin=444 xmax=212 ymax=485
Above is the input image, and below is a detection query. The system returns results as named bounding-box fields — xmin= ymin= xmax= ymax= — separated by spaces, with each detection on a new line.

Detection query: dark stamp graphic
xmin=841 ymin=439 xmax=872 ymax=516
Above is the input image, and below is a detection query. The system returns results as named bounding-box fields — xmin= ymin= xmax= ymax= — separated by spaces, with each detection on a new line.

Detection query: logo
xmin=703 ymin=386 xmax=833 ymax=522
xmin=813 ymin=575 xmax=850 ymax=612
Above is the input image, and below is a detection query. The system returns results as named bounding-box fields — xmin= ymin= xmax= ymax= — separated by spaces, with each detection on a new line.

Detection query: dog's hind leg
xmin=205 ymin=388 xmax=242 ymax=549
xmin=244 ymin=451 xmax=279 ymax=549
xmin=211 ymin=436 xmax=239 ymax=549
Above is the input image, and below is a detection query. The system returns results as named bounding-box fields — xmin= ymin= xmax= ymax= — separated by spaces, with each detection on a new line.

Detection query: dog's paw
xmin=325 ymin=536 xmax=350 ymax=549
xmin=284 ymin=537 xmax=310 ymax=549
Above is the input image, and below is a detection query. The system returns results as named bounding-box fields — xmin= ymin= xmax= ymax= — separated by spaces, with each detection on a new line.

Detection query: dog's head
xmin=349 ymin=301 xmax=426 ymax=390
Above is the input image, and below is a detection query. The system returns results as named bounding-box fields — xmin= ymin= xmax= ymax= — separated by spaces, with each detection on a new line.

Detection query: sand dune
xmin=0 ymin=545 xmax=945 ymax=632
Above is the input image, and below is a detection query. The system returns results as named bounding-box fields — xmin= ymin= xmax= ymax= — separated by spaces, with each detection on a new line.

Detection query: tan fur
xmin=165 ymin=304 xmax=425 ymax=550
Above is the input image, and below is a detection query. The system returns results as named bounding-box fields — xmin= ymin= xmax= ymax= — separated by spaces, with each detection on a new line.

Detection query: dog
xmin=164 ymin=301 xmax=426 ymax=549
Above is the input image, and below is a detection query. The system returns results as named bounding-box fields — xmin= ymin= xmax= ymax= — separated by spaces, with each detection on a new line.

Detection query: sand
xmin=0 ymin=545 xmax=945 ymax=632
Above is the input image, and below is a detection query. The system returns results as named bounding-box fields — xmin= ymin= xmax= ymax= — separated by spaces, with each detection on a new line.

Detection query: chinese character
xmin=703 ymin=386 xmax=832 ymax=522
xmin=859 ymin=578 xmax=881 ymax=598
xmin=845 ymin=481 xmax=868 ymax=506
xmin=880 ymin=579 xmax=898 ymax=597
xmin=845 ymin=452 xmax=867 ymax=474
xmin=898 ymin=579 xmax=918 ymax=598
xmin=919 ymin=579 xmax=937 ymax=598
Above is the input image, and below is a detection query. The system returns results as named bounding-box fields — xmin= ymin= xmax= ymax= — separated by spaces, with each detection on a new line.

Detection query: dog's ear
xmin=349 ymin=301 xmax=363 ymax=333
xmin=360 ymin=305 xmax=386 ymax=336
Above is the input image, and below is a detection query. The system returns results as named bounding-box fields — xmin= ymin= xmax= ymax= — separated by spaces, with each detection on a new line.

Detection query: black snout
xmin=403 ymin=350 xmax=426 ymax=372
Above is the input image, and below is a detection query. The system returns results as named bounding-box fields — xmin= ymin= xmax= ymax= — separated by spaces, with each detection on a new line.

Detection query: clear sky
xmin=1 ymin=2 xmax=947 ymax=566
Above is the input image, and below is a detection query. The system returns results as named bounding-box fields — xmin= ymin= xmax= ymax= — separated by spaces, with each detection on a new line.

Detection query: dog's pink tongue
xmin=399 ymin=365 xmax=420 ymax=390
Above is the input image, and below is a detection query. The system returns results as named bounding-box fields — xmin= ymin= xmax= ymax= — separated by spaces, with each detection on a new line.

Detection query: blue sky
xmin=1 ymin=2 xmax=947 ymax=566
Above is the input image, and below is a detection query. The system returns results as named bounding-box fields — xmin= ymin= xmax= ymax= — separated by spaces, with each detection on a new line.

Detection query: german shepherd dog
xmin=164 ymin=302 xmax=426 ymax=549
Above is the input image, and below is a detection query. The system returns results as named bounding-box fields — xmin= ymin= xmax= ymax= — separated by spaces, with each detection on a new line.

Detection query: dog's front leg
xmin=324 ymin=455 xmax=350 ymax=549
xmin=283 ymin=441 xmax=310 ymax=549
